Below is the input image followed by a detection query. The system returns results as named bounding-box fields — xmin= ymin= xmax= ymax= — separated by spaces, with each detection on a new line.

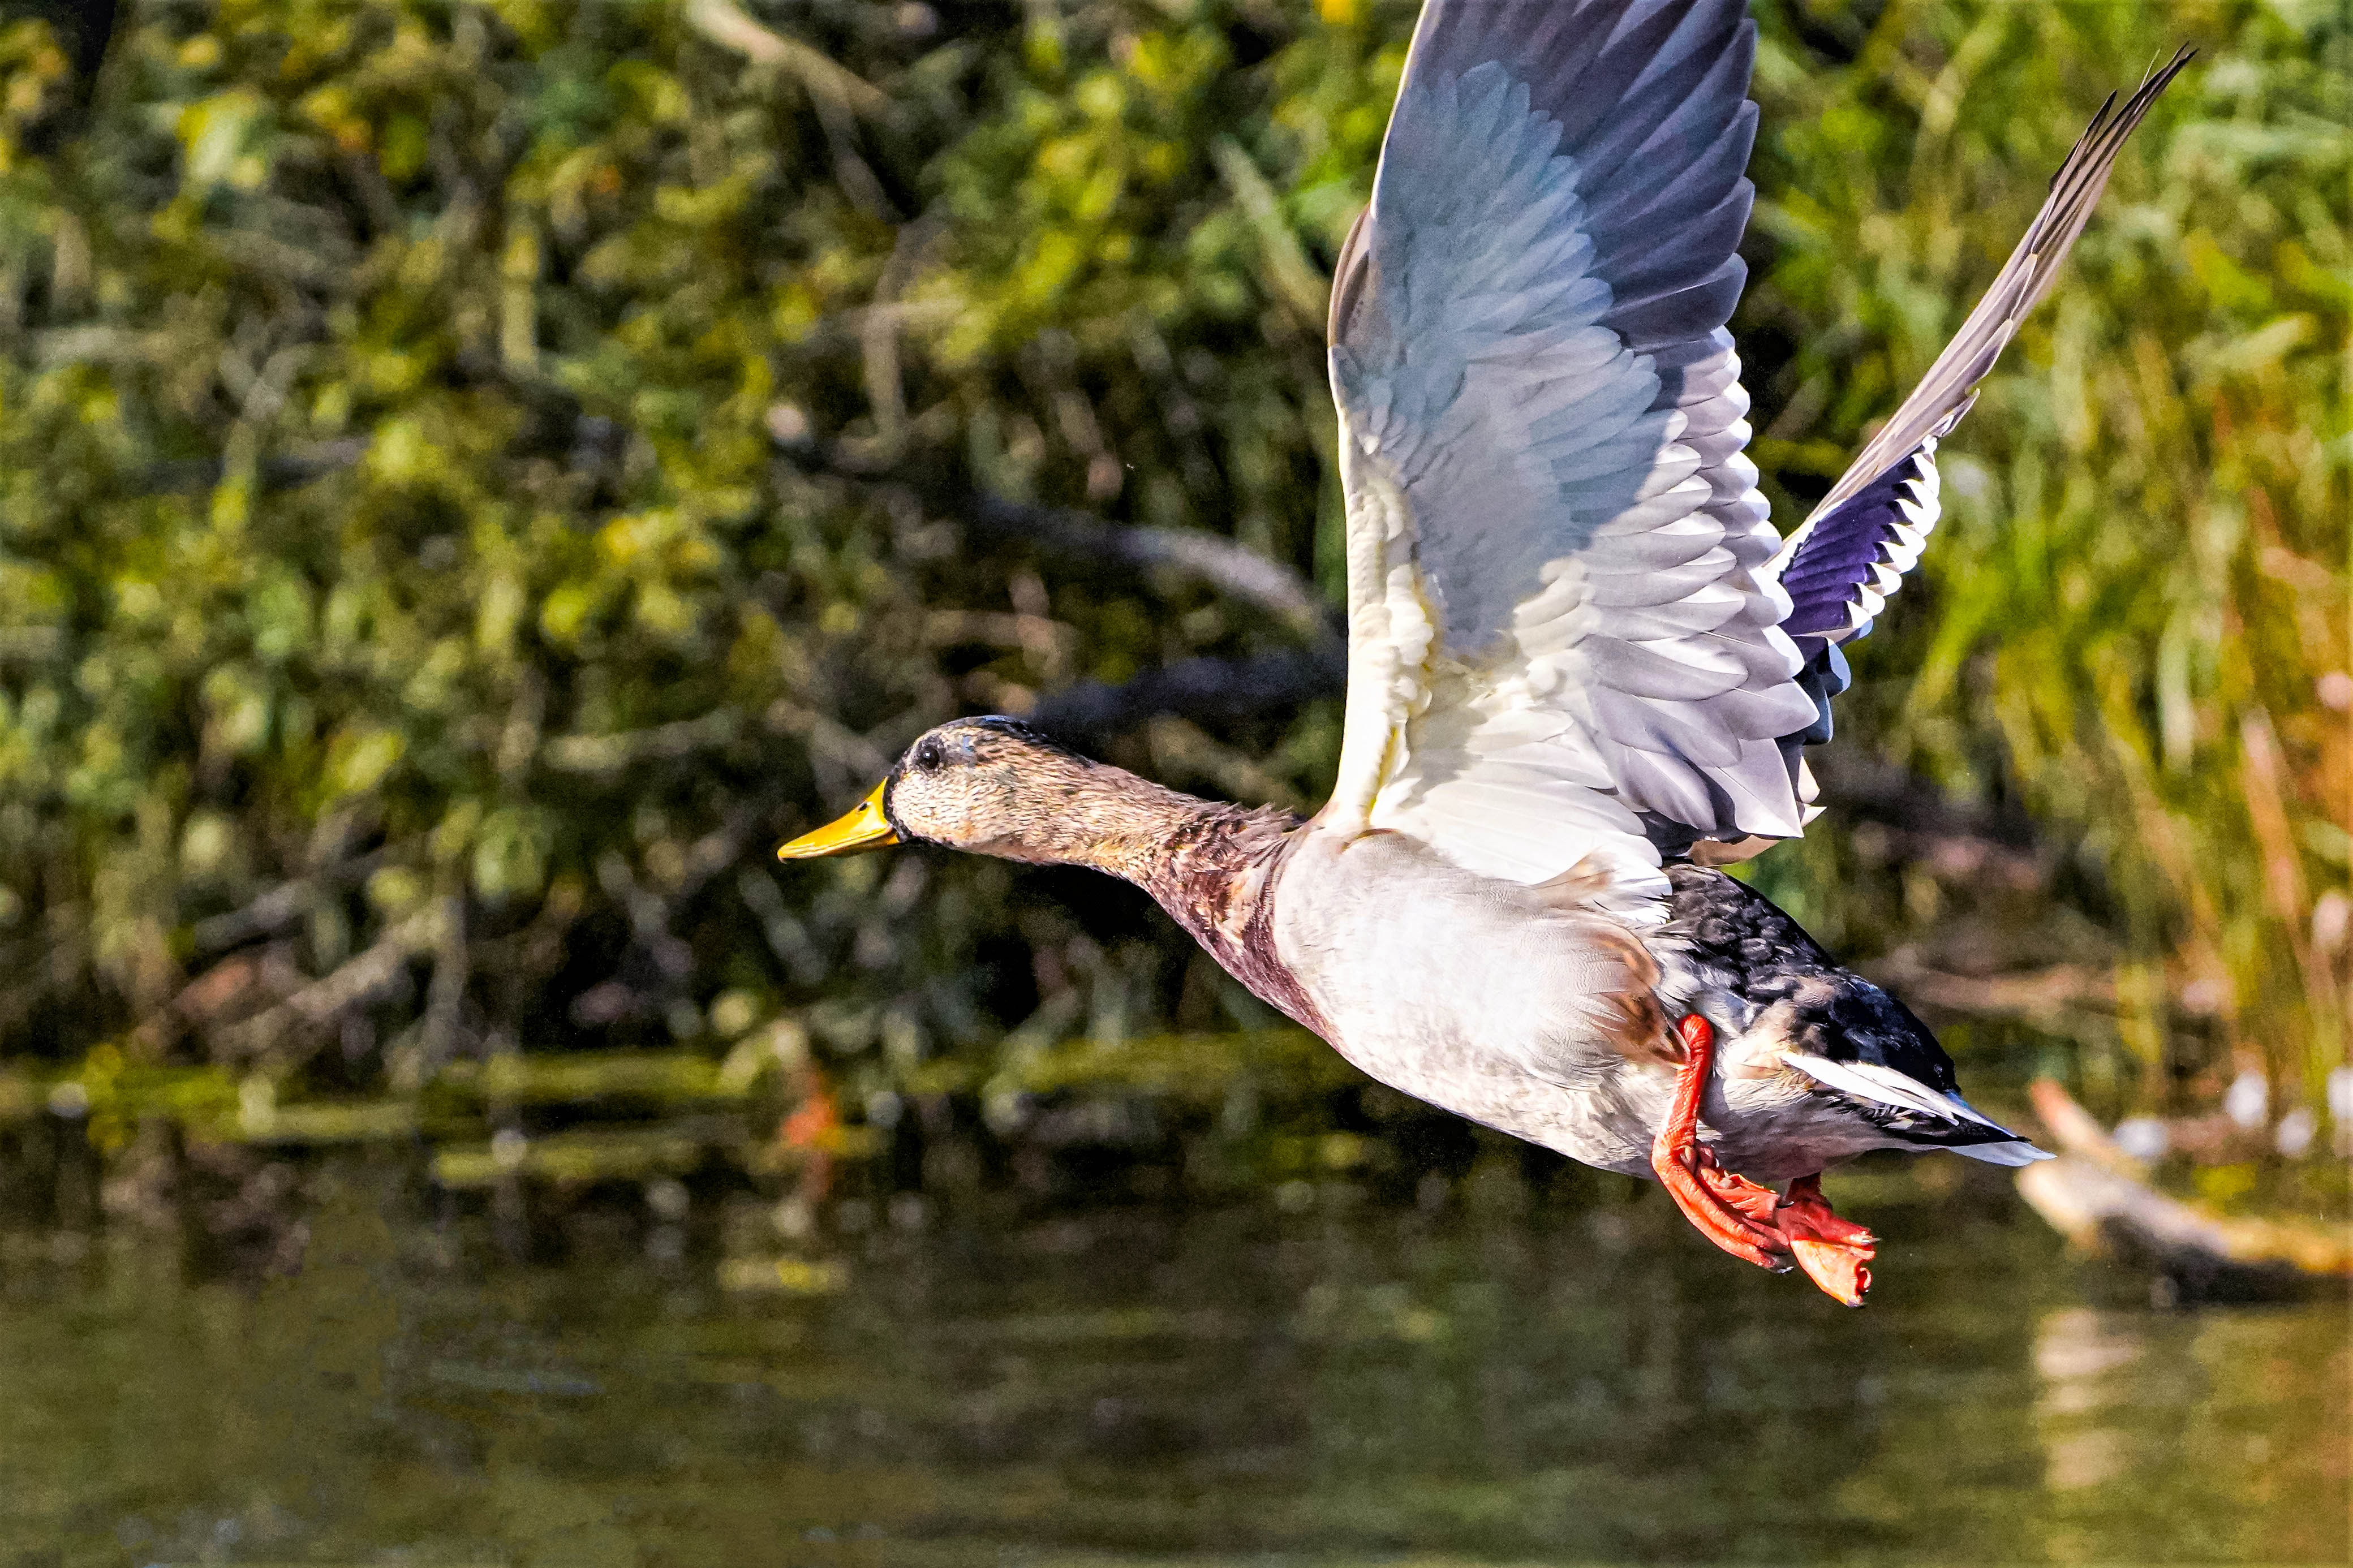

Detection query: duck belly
xmin=1270 ymin=831 xmax=1674 ymax=1178
xmin=1267 ymin=832 xmax=1952 ymax=1186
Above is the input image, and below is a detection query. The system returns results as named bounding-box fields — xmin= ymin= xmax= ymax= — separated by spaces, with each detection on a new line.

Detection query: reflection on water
xmin=0 ymin=1158 xmax=2340 ymax=1566
xmin=2032 ymin=1300 xmax=2340 ymax=1561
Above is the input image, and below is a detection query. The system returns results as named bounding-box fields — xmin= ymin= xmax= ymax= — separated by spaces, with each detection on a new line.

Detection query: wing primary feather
xmin=1761 ymin=48 xmax=2189 ymax=769
xmin=1797 ymin=46 xmax=2192 ymax=527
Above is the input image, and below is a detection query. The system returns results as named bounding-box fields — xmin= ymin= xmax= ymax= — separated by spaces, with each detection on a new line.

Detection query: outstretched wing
xmin=1767 ymin=49 xmax=2192 ymax=744
xmin=1323 ymin=0 xmax=2187 ymax=903
xmin=1324 ymin=0 xmax=1812 ymax=911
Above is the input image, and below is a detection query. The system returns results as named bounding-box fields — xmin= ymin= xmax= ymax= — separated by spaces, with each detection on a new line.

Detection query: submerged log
xmin=2017 ymin=1078 xmax=2350 ymax=1303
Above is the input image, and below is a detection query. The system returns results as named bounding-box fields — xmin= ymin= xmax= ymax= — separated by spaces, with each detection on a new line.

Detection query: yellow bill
xmin=776 ymin=780 xmax=898 ymax=859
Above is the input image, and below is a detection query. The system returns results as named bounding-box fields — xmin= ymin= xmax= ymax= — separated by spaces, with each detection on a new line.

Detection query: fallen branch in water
xmin=2016 ymin=1078 xmax=2349 ymax=1302
xmin=2029 ymin=1078 xmax=2143 ymax=1176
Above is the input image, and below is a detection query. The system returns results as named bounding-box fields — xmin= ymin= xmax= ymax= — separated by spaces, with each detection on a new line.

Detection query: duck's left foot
xmin=1651 ymin=1014 xmax=1791 ymax=1272
xmin=1776 ymin=1173 xmax=1877 ymax=1307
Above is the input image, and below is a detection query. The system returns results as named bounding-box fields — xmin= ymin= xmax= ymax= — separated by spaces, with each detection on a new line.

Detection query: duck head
xmin=777 ymin=716 xmax=1193 ymax=876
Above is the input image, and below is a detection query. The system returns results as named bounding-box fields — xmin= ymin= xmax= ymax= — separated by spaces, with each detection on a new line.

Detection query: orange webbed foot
xmin=1651 ymin=1016 xmax=1883 ymax=1303
xmin=1650 ymin=1014 xmax=1791 ymax=1272
xmin=1776 ymin=1172 xmax=1877 ymax=1307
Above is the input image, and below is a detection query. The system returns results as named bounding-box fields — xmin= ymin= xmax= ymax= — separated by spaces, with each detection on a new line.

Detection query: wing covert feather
xmin=1325 ymin=0 xmax=1810 ymax=910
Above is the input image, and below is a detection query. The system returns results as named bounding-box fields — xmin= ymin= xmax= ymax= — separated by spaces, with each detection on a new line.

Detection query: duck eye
xmin=914 ymin=739 xmax=945 ymax=772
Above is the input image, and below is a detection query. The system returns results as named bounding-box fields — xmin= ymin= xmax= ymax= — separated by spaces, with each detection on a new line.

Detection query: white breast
xmin=1271 ymin=827 xmax=1673 ymax=1174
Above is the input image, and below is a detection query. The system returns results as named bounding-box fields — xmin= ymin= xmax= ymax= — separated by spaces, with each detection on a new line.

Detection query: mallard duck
xmin=781 ymin=0 xmax=2189 ymax=1304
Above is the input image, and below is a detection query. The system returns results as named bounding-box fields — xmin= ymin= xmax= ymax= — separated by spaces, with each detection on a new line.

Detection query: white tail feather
xmin=1783 ymin=1052 xmax=1980 ymax=1124
xmin=1783 ymin=1052 xmax=2050 ymax=1159
xmin=1953 ymin=1139 xmax=2054 ymax=1167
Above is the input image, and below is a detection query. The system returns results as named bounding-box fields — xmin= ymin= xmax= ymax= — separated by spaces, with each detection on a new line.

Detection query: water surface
xmin=0 ymin=1160 xmax=2339 ymax=1566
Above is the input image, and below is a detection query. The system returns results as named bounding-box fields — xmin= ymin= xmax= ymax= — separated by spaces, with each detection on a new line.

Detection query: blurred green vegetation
xmin=1736 ymin=0 xmax=2348 ymax=1119
xmin=0 ymin=0 xmax=2342 ymax=1154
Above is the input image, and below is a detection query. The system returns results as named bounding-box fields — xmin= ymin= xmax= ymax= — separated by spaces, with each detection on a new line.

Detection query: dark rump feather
xmin=1663 ymin=864 xmax=1959 ymax=1095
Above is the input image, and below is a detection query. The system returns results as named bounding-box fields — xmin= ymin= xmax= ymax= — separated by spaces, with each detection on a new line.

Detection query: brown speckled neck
xmin=1127 ymin=796 xmax=1324 ymax=1039
xmin=995 ymin=766 xmax=1319 ymax=1035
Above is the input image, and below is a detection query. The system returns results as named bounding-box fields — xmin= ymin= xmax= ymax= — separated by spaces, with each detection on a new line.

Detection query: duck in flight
xmin=780 ymin=0 xmax=2191 ymax=1304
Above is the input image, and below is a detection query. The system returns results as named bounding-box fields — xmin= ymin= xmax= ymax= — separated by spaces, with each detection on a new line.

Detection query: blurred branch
xmin=1210 ymin=136 xmax=1329 ymax=330
xmin=1026 ymin=647 xmax=1345 ymax=751
xmin=540 ymin=700 xmax=900 ymax=791
xmin=190 ymin=845 xmax=395 ymax=955
xmin=1805 ymin=754 xmax=2040 ymax=847
xmin=844 ymin=218 xmax=947 ymax=464
xmin=210 ymin=911 xmax=440 ymax=1062
xmin=775 ymin=424 xmax=1336 ymax=637
xmin=760 ymin=699 xmax=897 ymax=784
xmin=544 ymin=710 xmax=745 ymax=774
xmin=418 ymin=891 xmax=470 ymax=1071
xmin=141 ymin=437 xmax=371 ymax=496
xmin=966 ymin=492 xmax=1337 ymax=641
xmin=682 ymin=0 xmax=890 ymax=118
xmin=1866 ymin=953 xmax=2117 ymax=1032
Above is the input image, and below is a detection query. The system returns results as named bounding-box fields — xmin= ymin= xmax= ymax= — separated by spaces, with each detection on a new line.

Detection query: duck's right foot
xmin=1650 ymin=1014 xmax=1791 ymax=1272
xmin=1776 ymin=1173 xmax=1877 ymax=1307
